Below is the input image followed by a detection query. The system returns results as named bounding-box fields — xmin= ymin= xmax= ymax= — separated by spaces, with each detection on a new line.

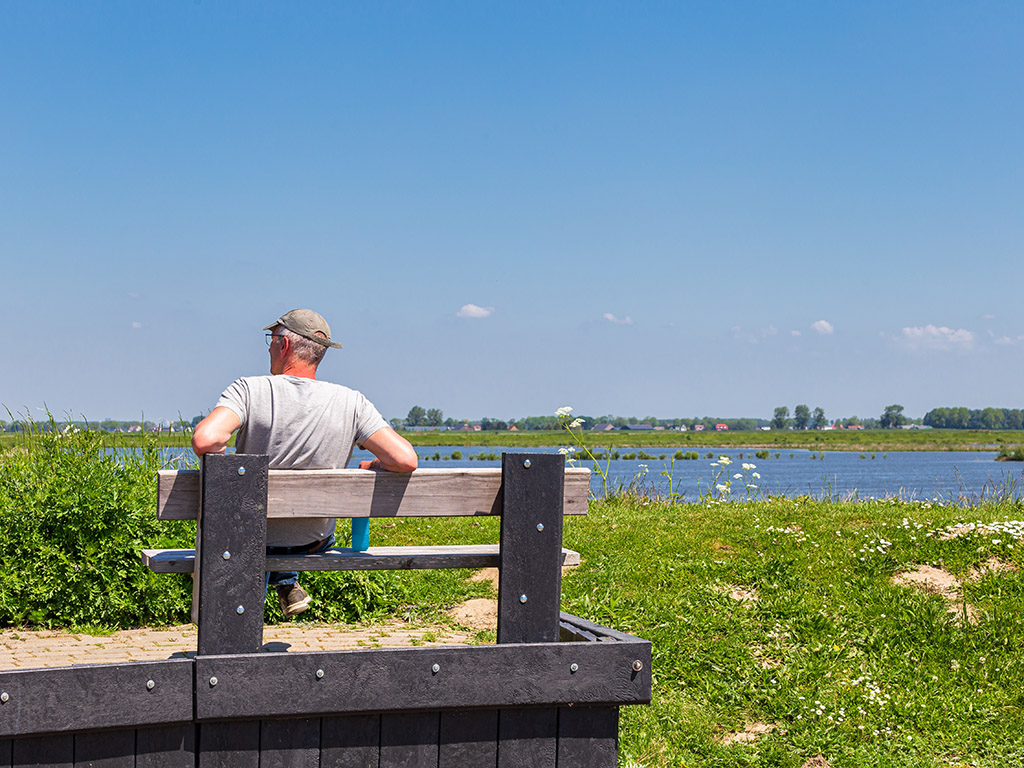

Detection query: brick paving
xmin=0 ymin=622 xmax=476 ymax=671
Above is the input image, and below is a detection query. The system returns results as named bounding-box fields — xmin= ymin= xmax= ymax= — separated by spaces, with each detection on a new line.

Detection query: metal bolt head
xmin=237 ymin=466 xmax=246 ymax=475
xmin=146 ymin=679 xmax=155 ymax=690
xmin=536 ymin=523 xmax=544 ymax=532
xmin=432 ymin=663 xmax=441 ymax=674
xmin=236 ymin=605 xmax=245 ymax=614
xmin=632 ymin=660 xmax=644 ymax=672
xmin=222 ymin=551 xmax=231 ymax=560
xmin=519 ymin=594 xmax=528 ymax=603
xmin=209 ymin=677 xmax=218 ymax=687
xmin=316 ymin=669 xmax=325 ymax=679
xmin=570 ymin=663 xmax=579 ymax=673
xmin=0 ymin=691 xmax=8 ymax=703
xmin=523 ymin=459 xmax=531 ymax=468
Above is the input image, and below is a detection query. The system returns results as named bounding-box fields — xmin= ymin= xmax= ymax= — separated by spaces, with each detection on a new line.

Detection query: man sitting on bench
xmin=191 ymin=308 xmax=418 ymax=617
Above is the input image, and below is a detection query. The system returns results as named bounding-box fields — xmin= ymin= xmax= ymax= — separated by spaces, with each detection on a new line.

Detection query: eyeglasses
xmin=265 ymin=333 xmax=285 ymax=347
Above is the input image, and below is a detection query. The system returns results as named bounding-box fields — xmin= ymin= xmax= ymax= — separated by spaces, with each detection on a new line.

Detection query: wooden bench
xmin=143 ymin=464 xmax=591 ymax=577
xmin=0 ymin=453 xmax=650 ymax=767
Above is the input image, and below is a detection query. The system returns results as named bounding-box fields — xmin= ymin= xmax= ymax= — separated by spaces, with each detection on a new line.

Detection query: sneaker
xmin=277 ymin=583 xmax=311 ymax=618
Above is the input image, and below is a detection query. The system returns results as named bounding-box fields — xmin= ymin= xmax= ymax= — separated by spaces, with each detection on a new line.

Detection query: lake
xmin=162 ymin=445 xmax=1024 ymax=502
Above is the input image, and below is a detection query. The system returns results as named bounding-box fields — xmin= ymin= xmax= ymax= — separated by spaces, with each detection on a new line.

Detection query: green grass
xmin=364 ymin=495 xmax=1024 ymax=767
xmin=398 ymin=429 xmax=1023 ymax=454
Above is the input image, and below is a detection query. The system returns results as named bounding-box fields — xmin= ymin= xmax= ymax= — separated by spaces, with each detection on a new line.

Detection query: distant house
xmin=456 ymin=424 xmax=475 ymax=432
xmin=847 ymin=424 xmax=865 ymax=430
xmin=507 ymin=424 xmax=518 ymax=431
xmin=591 ymin=423 xmax=615 ymax=432
xmin=676 ymin=424 xmax=688 ymax=432
xmin=715 ymin=423 xmax=729 ymax=431
xmin=693 ymin=424 xmax=706 ymax=431
xmin=620 ymin=424 xmax=655 ymax=431
xmin=759 ymin=426 xmax=771 ymax=431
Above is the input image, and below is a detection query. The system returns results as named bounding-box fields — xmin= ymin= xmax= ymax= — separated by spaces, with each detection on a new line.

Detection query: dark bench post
xmin=495 ymin=453 xmax=565 ymax=767
xmin=194 ymin=452 xmax=269 ymax=656
xmin=498 ymin=452 xmax=564 ymax=644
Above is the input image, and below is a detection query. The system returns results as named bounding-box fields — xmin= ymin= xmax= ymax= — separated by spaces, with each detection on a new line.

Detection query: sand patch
xmin=723 ymin=585 xmax=759 ymax=604
xmin=800 ymin=756 xmax=830 ymax=768
xmin=470 ymin=568 xmax=500 ymax=589
xmin=720 ymin=721 xmax=776 ymax=745
xmin=893 ymin=565 xmax=979 ymax=625
xmin=447 ymin=598 xmax=497 ymax=630
xmin=968 ymin=557 xmax=1018 ymax=581
xmin=893 ymin=565 xmax=960 ymax=597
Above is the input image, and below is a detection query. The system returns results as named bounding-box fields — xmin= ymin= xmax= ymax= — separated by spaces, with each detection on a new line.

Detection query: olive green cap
xmin=264 ymin=309 xmax=342 ymax=348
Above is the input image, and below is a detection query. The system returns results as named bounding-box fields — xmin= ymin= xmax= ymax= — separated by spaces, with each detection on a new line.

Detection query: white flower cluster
xmin=555 ymin=406 xmax=573 ymax=417
xmin=858 ymin=536 xmax=893 ymax=557
xmin=797 ymin=696 xmax=847 ymax=724
xmin=929 ymin=520 xmax=1024 ymax=543
xmin=848 ymin=676 xmax=891 ymax=710
xmin=763 ymin=525 xmax=810 ymax=545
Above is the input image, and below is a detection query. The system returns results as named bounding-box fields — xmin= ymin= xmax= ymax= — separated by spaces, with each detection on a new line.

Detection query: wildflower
xmin=555 ymin=406 xmax=573 ymax=417
xmin=718 ymin=456 xmax=732 ymax=465
xmin=716 ymin=484 xmax=728 ymax=493
xmin=742 ymin=463 xmax=755 ymax=470
xmin=752 ymin=472 xmax=761 ymax=479
xmin=557 ymin=447 xmax=576 ymax=456
xmin=733 ymin=473 xmax=743 ymax=479
xmin=568 ymin=418 xmax=584 ymax=429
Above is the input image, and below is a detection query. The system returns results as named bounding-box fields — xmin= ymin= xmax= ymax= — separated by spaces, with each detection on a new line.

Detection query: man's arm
xmin=359 ymin=426 xmax=418 ymax=472
xmin=191 ymin=407 xmax=243 ymax=456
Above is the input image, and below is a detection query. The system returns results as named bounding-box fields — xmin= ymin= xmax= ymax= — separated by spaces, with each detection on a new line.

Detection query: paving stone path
xmin=0 ymin=622 xmax=475 ymax=670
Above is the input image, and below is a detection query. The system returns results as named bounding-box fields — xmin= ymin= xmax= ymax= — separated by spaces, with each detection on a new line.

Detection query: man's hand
xmin=192 ymin=407 xmax=242 ymax=456
xmin=360 ymin=427 xmax=418 ymax=472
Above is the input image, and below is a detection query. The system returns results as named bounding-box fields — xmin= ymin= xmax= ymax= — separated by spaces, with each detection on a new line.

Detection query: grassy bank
xmin=3 ymin=428 xmax=1024 ymax=765
xmin=401 ymin=429 xmax=1024 ymax=453
xmin=3 ymin=427 xmax=1022 ymax=453
xmin=380 ymin=493 xmax=1024 ymax=767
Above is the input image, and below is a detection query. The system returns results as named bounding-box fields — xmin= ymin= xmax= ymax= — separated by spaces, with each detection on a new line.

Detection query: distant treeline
xmin=923 ymin=407 xmax=1024 ymax=430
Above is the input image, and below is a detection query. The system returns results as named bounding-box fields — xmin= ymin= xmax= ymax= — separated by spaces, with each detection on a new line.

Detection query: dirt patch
xmin=718 ymin=584 xmax=759 ymax=604
xmin=447 ymin=598 xmax=497 ymax=630
xmin=720 ymin=721 xmax=776 ymax=745
xmin=946 ymin=603 xmax=980 ymax=626
xmin=968 ymin=557 xmax=1019 ymax=581
xmin=470 ymin=568 xmax=499 ymax=589
xmin=893 ymin=565 xmax=979 ymax=625
xmin=893 ymin=565 xmax=960 ymax=597
xmin=800 ymin=756 xmax=830 ymax=768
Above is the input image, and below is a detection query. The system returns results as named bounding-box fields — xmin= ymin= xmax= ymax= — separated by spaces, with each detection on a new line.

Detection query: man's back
xmin=216 ymin=374 xmax=388 ymax=545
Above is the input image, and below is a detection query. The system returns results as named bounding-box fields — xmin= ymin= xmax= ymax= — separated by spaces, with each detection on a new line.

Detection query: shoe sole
xmin=281 ymin=595 xmax=311 ymax=618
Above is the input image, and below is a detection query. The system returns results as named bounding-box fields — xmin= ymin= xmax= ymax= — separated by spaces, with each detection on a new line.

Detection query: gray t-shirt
xmin=215 ymin=375 xmax=389 ymax=546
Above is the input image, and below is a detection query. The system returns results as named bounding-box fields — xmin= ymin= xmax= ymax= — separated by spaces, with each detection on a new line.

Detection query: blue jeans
xmin=265 ymin=534 xmax=335 ymax=593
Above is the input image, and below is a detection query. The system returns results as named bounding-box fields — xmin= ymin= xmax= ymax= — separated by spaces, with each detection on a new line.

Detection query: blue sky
xmin=2 ymin=2 xmax=1022 ymax=424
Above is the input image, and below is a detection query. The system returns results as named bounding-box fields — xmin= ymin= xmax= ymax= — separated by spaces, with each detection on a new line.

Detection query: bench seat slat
xmin=157 ymin=467 xmax=590 ymax=520
xmin=141 ymin=546 xmax=581 ymax=574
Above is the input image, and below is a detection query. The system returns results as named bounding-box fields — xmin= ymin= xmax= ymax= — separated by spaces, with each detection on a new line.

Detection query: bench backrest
xmin=158 ymin=466 xmax=591 ymax=520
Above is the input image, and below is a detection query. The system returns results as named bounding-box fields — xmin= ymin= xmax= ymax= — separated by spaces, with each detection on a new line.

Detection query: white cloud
xmin=791 ymin=330 xmax=801 ymax=337
xmin=993 ymin=335 xmax=1024 ymax=346
xmin=899 ymin=324 xmax=974 ymax=351
xmin=732 ymin=325 xmax=779 ymax=344
xmin=982 ymin=313 xmax=996 ymax=320
xmin=811 ymin=320 xmax=834 ymax=335
xmin=131 ymin=321 xmax=142 ymax=329
xmin=456 ymin=304 xmax=494 ymax=319
xmin=602 ymin=313 xmax=633 ymax=325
